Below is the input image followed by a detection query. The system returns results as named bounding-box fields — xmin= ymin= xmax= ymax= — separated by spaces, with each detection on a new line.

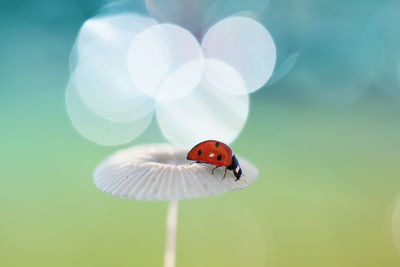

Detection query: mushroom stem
xmin=164 ymin=199 xmax=178 ymax=267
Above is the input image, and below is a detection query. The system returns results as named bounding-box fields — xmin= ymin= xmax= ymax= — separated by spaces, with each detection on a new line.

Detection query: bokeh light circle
xmin=66 ymin=74 xmax=153 ymax=146
xmin=202 ymin=16 xmax=276 ymax=93
xmin=69 ymin=13 xmax=156 ymax=73
xmin=156 ymin=70 xmax=249 ymax=147
xmin=74 ymin=55 xmax=155 ymax=122
xmin=203 ymin=58 xmax=247 ymax=95
xmin=128 ymin=23 xmax=204 ymax=102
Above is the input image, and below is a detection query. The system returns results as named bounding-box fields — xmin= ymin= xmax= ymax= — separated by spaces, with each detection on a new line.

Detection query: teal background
xmin=1 ymin=0 xmax=400 ymax=266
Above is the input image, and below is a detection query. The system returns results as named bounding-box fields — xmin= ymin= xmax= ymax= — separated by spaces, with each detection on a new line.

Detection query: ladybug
xmin=186 ymin=140 xmax=242 ymax=181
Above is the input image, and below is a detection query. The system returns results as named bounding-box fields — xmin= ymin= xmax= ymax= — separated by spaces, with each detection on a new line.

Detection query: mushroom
xmin=93 ymin=143 xmax=258 ymax=267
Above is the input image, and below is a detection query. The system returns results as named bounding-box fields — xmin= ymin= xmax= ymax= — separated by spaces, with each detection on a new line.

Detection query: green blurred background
xmin=1 ymin=0 xmax=400 ymax=266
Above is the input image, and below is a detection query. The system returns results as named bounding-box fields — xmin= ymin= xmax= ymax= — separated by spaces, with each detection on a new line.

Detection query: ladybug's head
xmin=234 ymin=167 xmax=242 ymax=181
xmin=231 ymin=155 xmax=242 ymax=181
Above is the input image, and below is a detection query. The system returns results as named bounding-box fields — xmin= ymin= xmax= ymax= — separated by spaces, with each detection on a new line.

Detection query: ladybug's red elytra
xmin=186 ymin=140 xmax=242 ymax=181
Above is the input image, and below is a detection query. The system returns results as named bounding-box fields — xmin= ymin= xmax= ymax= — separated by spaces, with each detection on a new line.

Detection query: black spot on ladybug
xmin=215 ymin=142 xmax=220 ymax=148
xmin=217 ymin=155 xmax=222 ymax=161
xmin=197 ymin=149 xmax=202 ymax=156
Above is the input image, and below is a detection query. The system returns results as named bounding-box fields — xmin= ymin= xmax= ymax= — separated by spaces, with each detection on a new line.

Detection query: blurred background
xmin=1 ymin=0 xmax=400 ymax=266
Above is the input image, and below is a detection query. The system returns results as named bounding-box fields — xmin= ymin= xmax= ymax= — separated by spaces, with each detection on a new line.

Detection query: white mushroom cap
xmin=93 ymin=144 xmax=258 ymax=200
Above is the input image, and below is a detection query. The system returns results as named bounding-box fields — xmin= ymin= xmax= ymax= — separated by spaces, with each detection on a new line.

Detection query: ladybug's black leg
xmin=221 ymin=168 xmax=227 ymax=180
xmin=211 ymin=165 xmax=221 ymax=174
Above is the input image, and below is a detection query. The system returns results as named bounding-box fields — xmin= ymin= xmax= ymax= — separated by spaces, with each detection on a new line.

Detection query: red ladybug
xmin=186 ymin=140 xmax=242 ymax=181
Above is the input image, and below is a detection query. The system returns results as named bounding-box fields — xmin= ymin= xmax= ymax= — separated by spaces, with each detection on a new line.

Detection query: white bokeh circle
xmin=74 ymin=55 xmax=155 ymax=122
xmin=128 ymin=23 xmax=204 ymax=102
xmin=203 ymin=58 xmax=247 ymax=95
xmin=69 ymin=13 xmax=156 ymax=72
xmin=66 ymin=74 xmax=153 ymax=146
xmin=156 ymin=73 xmax=249 ymax=147
xmin=202 ymin=16 xmax=276 ymax=93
